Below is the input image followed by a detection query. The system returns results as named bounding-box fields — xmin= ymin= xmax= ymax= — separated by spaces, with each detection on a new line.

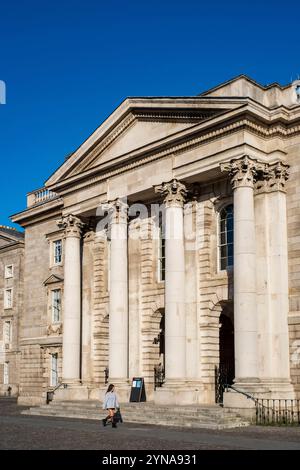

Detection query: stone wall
xmin=18 ymin=219 xmax=63 ymax=405
xmin=286 ymin=137 xmax=300 ymax=397
xmin=0 ymin=244 xmax=24 ymax=396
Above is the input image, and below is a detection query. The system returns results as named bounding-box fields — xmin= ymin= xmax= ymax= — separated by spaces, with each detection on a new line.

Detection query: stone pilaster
xmin=254 ymin=161 xmax=294 ymax=397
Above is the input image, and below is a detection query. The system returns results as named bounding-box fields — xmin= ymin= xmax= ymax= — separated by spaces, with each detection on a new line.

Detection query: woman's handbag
xmin=114 ymin=408 xmax=123 ymax=423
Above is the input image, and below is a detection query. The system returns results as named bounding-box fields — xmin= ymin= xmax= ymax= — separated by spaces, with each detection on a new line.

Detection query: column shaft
xmin=233 ymin=186 xmax=258 ymax=380
xmin=165 ymin=205 xmax=186 ymax=379
xmin=57 ymin=215 xmax=84 ymax=384
xmin=108 ymin=200 xmax=128 ymax=381
xmin=155 ymin=179 xmax=187 ymax=383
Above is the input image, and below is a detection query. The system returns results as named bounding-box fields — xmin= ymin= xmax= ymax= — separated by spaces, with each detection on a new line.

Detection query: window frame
xmin=157 ymin=215 xmax=165 ymax=283
xmin=4 ymin=264 xmax=14 ymax=279
xmin=50 ymin=353 xmax=58 ymax=387
xmin=218 ymin=203 xmax=234 ymax=272
xmin=4 ymin=288 xmax=13 ymax=309
xmin=52 ymin=239 xmax=62 ymax=266
xmin=3 ymin=362 xmax=9 ymax=385
xmin=51 ymin=289 xmax=61 ymax=323
xmin=3 ymin=320 xmax=12 ymax=345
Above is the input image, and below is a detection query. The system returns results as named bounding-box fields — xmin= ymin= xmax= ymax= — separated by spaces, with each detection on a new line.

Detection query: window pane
xmin=54 ymin=240 xmax=62 ymax=264
xmin=51 ymin=354 xmax=58 ymax=387
xmin=227 ymin=229 xmax=233 ymax=244
xmin=5 ymin=265 xmax=13 ymax=278
xmin=220 ymin=231 xmax=226 ymax=245
xmin=52 ymin=290 xmax=61 ymax=323
xmin=227 ymin=216 xmax=233 ymax=232
xmin=220 ymin=245 xmax=227 ymax=258
xmin=4 ymin=363 xmax=9 ymax=385
xmin=219 ymin=204 xmax=234 ymax=270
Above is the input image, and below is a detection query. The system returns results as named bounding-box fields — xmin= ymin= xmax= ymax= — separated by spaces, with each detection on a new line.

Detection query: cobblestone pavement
xmin=0 ymin=400 xmax=300 ymax=450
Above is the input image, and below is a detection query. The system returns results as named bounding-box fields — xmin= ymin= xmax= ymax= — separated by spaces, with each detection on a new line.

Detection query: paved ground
xmin=1 ymin=399 xmax=300 ymax=450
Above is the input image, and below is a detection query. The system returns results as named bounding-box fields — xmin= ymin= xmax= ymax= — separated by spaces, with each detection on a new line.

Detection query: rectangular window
xmin=4 ymin=289 xmax=13 ymax=309
xmin=3 ymin=321 xmax=12 ymax=345
xmin=4 ymin=362 xmax=9 ymax=385
xmin=53 ymin=240 xmax=62 ymax=265
xmin=52 ymin=290 xmax=61 ymax=323
xmin=5 ymin=265 xmax=13 ymax=279
xmin=50 ymin=354 xmax=58 ymax=387
xmin=158 ymin=216 xmax=165 ymax=282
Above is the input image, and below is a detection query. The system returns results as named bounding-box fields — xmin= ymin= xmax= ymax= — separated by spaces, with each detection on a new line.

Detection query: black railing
xmin=154 ymin=365 xmax=165 ymax=390
xmin=104 ymin=367 xmax=109 ymax=385
xmin=46 ymin=382 xmax=67 ymax=404
xmin=215 ymin=365 xmax=234 ymax=404
xmin=221 ymin=384 xmax=300 ymax=427
xmin=255 ymin=399 xmax=300 ymax=426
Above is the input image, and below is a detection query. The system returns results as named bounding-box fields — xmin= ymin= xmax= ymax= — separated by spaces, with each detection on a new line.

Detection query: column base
xmin=154 ymin=380 xmax=205 ymax=405
xmin=54 ymin=384 xmax=89 ymax=401
xmin=224 ymin=378 xmax=295 ymax=410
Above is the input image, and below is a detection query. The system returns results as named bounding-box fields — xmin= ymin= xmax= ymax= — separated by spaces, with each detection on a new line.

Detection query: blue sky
xmin=1 ymin=0 xmax=299 ymax=228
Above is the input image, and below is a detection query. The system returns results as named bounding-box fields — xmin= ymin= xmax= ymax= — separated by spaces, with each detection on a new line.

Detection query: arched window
xmin=219 ymin=204 xmax=233 ymax=270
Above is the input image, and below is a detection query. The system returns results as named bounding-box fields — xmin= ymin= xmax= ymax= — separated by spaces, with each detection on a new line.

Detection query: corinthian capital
xmin=269 ymin=161 xmax=290 ymax=192
xmin=102 ymin=198 xmax=128 ymax=224
xmin=154 ymin=178 xmax=187 ymax=208
xmin=255 ymin=161 xmax=289 ymax=194
xmin=220 ymin=156 xmax=264 ymax=190
xmin=57 ymin=214 xmax=85 ymax=238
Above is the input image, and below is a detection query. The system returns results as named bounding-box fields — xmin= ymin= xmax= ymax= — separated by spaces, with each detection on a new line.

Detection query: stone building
xmin=0 ymin=226 xmax=24 ymax=396
xmin=10 ymin=75 xmax=300 ymax=407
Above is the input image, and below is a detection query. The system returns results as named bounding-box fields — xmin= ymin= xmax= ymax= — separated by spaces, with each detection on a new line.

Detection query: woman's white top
xmin=103 ymin=391 xmax=119 ymax=409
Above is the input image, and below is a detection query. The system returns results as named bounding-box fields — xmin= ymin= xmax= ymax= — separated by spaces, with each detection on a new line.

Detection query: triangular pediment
xmin=45 ymin=97 xmax=237 ymax=186
xmin=43 ymin=274 xmax=64 ymax=286
xmin=0 ymin=227 xmax=24 ymax=248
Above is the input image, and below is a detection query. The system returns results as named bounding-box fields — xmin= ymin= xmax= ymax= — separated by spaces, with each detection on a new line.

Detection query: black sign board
xmin=129 ymin=377 xmax=146 ymax=402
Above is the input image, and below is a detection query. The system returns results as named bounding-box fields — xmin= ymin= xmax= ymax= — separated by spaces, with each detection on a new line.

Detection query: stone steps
xmin=22 ymin=400 xmax=250 ymax=429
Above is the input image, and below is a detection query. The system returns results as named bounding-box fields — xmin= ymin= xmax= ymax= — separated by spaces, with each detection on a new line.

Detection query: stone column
xmin=221 ymin=156 xmax=263 ymax=386
xmin=155 ymin=179 xmax=187 ymax=384
xmin=107 ymin=199 xmax=129 ymax=388
xmin=57 ymin=214 xmax=85 ymax=384
xmin=255 ymin=162 xmax=294 ymax=396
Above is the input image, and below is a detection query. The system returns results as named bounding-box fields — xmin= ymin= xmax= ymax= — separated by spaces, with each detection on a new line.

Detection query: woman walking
xmin=102 ymin=384 xmax=119 ymax=428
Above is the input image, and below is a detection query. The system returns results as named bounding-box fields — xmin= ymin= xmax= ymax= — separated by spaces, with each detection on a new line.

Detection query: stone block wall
xmin=286 ymin=138 xmax=300 ymax=397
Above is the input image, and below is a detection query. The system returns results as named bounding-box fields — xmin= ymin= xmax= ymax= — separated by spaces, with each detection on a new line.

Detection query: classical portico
xmin=11 ymin=75 xmax=300 ymax=408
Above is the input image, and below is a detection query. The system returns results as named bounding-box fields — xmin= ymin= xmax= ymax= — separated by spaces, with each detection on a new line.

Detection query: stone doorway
xmin=215 ymin=303 xmax=235 ymax=403
xmin=219 ymin=309 xmax=235 ymax=384
xmin=153 ymin=309 xmax=165 ymax=388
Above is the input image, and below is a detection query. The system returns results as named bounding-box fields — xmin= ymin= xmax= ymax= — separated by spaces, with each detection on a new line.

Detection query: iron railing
xmin=154 ymin=365 xmax=165 ymax=390
xmin=215 ymin=365 xmax=234 ymax=404
xmin=255 ymin=399 xmax=300 ymax=426
xmin=46 ymin=383 xmax=67 ymax=404
xmin=221 ymin=384 xmax=300 ymax=426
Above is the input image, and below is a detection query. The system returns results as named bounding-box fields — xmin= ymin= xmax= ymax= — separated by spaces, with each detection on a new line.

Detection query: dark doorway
xmin=154 ymin=311 xmax=165 ymax=389
xmin=215 ymin=308 xmax=235 ymax=403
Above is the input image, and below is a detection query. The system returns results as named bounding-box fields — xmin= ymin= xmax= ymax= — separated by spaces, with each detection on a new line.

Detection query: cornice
xmin=12 ymin=106 xmax=300 ymax=225
xmin=47 ymin=112 xmax=300 ymax=199
xmin=11 ymin=198 xmax=63 ymax=227
xmin=0 ymin=241 xmax=24 ymax=253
